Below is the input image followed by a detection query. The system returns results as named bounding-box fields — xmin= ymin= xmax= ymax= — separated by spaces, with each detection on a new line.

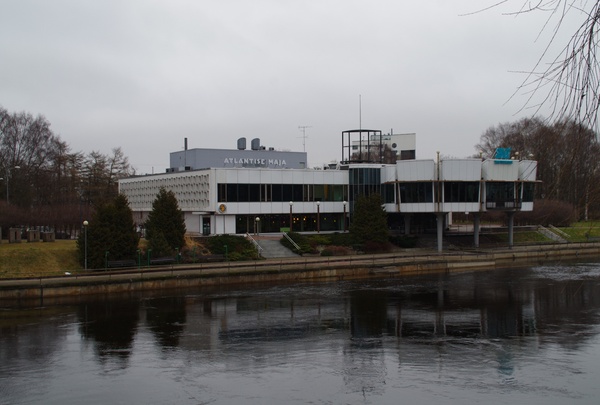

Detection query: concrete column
xmin=507 ymin=211 xmax=515 ymax=249
xmin=9 ymin=228 xmax=21 ymax=243
xmin=404 ymin=214 xmax=411 ymax=235
xmin=473 ymin=213 xmax=481 ymax=248
xmin=436 ymin=213 xmax=445 ymax=253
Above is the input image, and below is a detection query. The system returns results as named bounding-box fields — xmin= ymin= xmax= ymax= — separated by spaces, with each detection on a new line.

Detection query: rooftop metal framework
xmin=341 ymin=129 xmax=383 ymax=164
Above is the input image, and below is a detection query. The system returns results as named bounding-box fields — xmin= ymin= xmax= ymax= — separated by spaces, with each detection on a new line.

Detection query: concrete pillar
xmin=9 ymin=228 xmax=21 ymax=243
xmin=42 ymin=232 xmax=55 ymax=242
xmin=473 ymin=213 xmax=481 ymax=248
xmin=436 ymin=213 xmax=445 ymax=253
xmin=507 ymin=211 xmax=515 ymax=249
xmin=404 ymin=214 xmax=411 ymax=235
xmin=27 ymin=230 xmax=41 ymax=242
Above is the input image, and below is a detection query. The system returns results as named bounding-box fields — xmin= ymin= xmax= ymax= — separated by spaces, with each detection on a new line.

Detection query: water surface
xmin=1 ymin=263 xmax=600 ymax=404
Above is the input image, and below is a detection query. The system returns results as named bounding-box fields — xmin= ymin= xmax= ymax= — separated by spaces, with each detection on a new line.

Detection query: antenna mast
xmin=298 ymin=125 xmax=312 ymax=152
xmin=359 ymin=94 xmax=362 ymax=130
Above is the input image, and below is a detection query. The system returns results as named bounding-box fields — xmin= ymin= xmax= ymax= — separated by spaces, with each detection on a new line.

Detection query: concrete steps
xmin=254 ymin=235 xmax=299 ymax=258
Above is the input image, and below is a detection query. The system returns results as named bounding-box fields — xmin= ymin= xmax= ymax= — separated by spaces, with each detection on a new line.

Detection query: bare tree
xmin=476 ymin=117 xmax=600 ymax=219
xmin=0 ymin=106 xmax=137 ymax=234
xmin=475 ymin=1 xmax=600 ymax=129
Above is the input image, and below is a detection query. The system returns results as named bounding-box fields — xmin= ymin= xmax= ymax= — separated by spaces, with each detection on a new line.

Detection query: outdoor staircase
xmin=246 ymin=233 xmax=299 ymax=258
xmin=537 ymin=225 xmax=569 ymax=243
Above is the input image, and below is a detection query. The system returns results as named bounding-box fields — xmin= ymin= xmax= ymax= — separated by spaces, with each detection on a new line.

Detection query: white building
xmin=119 ymin=132 xmax=537 ymax=252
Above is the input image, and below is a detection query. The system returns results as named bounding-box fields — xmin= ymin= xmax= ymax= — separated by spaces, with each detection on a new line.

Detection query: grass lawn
xmin=3 ymin=222 xmax=600 ymax=280
xmin=561 ymin=222 xmax=600 ymax=241
xmin=0 ymin=240 xmax=80 ymax=279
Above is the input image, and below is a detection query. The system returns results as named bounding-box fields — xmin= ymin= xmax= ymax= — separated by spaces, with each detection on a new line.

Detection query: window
xmin=443 ymin=182 xmax=479 ymax=203
xmin=383 ymin=183 xmax=395 ymax=204
xmin=522 ymin=183 xmax=535 ymax=202
xmin=400 ymin=182 xmax=433 ymax=203
xmin=249 ymin=184 xmax=260 ymax=202
xmin=486 ymin=182 xmax=514 ymax=202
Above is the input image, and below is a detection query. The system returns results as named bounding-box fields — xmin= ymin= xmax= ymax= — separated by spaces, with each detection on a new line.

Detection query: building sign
xmin=493 ymin=147 xmax=513 ymax=164
xmin=223 ymin=157 xmax=287 ymax=167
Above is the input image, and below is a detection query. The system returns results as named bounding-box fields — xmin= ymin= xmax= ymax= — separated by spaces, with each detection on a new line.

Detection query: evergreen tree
xmin=77 ymin=194 xmax=139 ymax=269
xmin=145 ymin=188 xmax=186 ymax=254
xmin=349 ymin=193 xmax=389 ymax=248
xmin=147 ymin=230 xmax=172 ymax=258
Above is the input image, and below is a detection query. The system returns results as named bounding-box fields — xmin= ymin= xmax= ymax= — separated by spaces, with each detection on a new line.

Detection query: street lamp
xmin=343 ymin=201 xmax=347 ymax=232
xmin=316 ymin=201 xmax=321 ymax=233
xmin=83 ymin=220 xmax=88 ymax=270
xmin=289 ymin=201 xmax=294 ymax=232
xmin=2 ymin=165 xmax=20 ymax=204
xmin=255 ymin=217 xmax=260 ymax=236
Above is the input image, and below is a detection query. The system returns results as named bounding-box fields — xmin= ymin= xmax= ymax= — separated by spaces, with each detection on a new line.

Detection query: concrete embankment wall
xmin=1 ymin=242 xmax=599 ymax=302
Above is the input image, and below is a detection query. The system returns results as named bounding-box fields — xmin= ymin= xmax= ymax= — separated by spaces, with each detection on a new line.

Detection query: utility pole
xmin=298 ymin=125 xmax=311 ymax=152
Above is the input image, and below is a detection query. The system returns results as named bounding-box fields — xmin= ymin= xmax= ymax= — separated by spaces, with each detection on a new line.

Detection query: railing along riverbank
xmin=1 ymin=242 xmax=600 ymax=301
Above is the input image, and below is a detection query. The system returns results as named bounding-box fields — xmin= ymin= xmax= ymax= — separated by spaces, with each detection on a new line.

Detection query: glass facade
xmin=349 ymin=167 xmax=382 ymax=203
xmin=235 ymin=213 xmax=344 ymax=234
xmin=218 ymin=183 xmax=347 ymax=203
xmin=399 ymin=182 xmax=433 ymax=203
xmin=443 ymin=182 xmax=480 ymax=203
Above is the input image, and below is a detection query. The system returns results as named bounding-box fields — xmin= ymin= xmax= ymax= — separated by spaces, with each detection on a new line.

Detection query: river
xmin=1 ymin=262 xmax=600 ymax=404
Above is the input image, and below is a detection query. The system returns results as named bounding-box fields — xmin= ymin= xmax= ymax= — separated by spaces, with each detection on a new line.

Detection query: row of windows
xmin=399 ymin=182 xmax=535 ymax=204
xmin=218 ymin=183 xmax=348 ymax=203
xmin=214 ymin=181 xmax=535 ymax=204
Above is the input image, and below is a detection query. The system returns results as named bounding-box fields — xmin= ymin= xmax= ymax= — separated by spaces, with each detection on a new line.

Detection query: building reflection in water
xmin=50 ymin=265 xmax=600 ymax=388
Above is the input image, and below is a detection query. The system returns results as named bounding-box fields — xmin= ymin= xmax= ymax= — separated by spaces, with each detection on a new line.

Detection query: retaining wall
xmin=1 ymin=242 xmax=599 ymax=302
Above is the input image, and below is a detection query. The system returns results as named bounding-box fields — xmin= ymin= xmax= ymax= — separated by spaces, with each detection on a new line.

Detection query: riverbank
xmin=2 ymin=241 xmax=600 ymax=303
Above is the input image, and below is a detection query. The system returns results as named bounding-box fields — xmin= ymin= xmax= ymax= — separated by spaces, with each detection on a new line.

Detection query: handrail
xmin=537 ymin=225 xmax=568 ymax=243
xmin=283 ymin=232 xmax=301 ymax=252
xmin=549 ymin=224 xmax=569 ymax=238
xmin=245 ymin=233 xmax=264 ymax=257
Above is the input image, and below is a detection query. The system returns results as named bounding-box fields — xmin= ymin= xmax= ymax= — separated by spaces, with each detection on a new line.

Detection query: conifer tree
xmin=145 ymin=188 xmax=186 ymax=255
xmin=77 ymin=194 xmax=139 ymax=269
xmin=147 ymin=230 xmax=172 ymax=258
xmin=349 ymin=193 xmax=389 ymax=248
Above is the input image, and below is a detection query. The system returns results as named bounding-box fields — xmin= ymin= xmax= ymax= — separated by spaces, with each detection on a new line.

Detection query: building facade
xmin=119 ymin=138 xmax=537 ymax=251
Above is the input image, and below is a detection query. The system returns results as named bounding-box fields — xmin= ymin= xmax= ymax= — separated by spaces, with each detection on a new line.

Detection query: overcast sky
xmin=0 ymin=1 xmax=578 ymax=173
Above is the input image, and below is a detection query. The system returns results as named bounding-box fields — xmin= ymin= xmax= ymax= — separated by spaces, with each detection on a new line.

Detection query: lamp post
xmin=289 ymin=201 xmax=293 ymax=232
xmin=316 ymin=201 xmax=320 ymax=233
xmin=343 ymin=201 xmax=347 ymax=232
xmin=255 ymin=217 xmax=260 ymax=236
xmin=2 ymin=165 xmax=20 ymax=204
xmin=83 ymin=220 xmax=88 ymax=270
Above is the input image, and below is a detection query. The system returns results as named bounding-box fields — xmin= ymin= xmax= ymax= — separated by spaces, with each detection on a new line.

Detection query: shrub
xmin=199 ymin=235 xmax=260 ymax=261
xmin=516 ymin=199 xmax=577 ymax=226
xmin=389 ymin=235 xmax=418 ymax=248
xmin=320 ymin=245 xmax=352 ymax=256
xmin=280 ymin=232 xmax=316 ymax=254
xmin=363 ymin=240 xmax=392 ymax=253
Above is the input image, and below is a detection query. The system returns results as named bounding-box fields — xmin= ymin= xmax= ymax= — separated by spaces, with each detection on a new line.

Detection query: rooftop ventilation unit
xmin=251 ymin=138 xmax=261 ymax=150
xmin=237 ymin=137 xmax=246 ymax=150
